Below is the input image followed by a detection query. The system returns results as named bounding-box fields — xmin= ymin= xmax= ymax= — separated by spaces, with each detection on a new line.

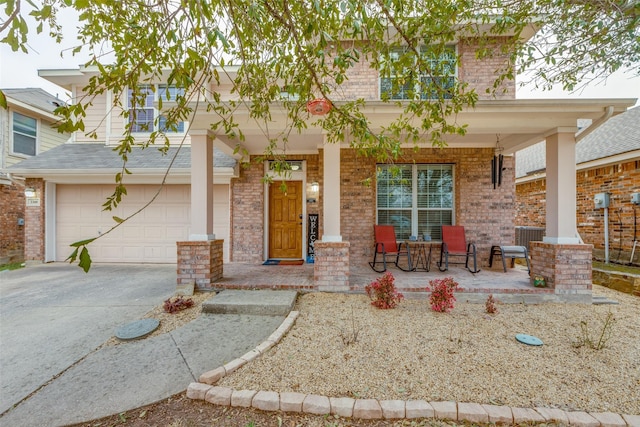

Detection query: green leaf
xmin=70 ymin=238 xmax=96 ymax=247
xmin=0 ymin=90 xmax=6 ymax=109
xmin=78 ymin=247 xmax=92 ymax=273
xmin=66 ymin=247 xmax=79 ymax=263
xmin=113 ymin=216 xmax=125 ymax=223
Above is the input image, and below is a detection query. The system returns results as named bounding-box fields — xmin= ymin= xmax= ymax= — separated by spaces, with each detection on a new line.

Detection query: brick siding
xmin=24 ymin=178 xmax=45 ymax=261
xmin=332 ymin=38 xmax=515 ymax=102
xmin=232 ymin=148 xmax=515 ymax=269
xmin=0 ymin=183 xmax=25 ymax=263
xmin=230 ymin=154 xmax=320 ymax=262
xmin=177 ymin=240 xmax=224 ymax=290
xmin=530 ymin=242 xmax=592 ymax=302
xmin=516 ymin=159 xmax=640 ymax=264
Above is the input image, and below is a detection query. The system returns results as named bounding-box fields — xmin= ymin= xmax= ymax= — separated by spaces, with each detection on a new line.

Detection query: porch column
xmin=530 ymin=130 xmax=591 ymax=303
xmin=315 ymin=141 xmax=350 ymax=292
xmin=322 ymin=141 xmax=341 ymax=242
xmin=189 ymin=131 xmax=214 ymax=240
xmin=176 ymin=130 xmax=223 ymax=290
xmin=544 ymin=131 xmax=579 ymax=244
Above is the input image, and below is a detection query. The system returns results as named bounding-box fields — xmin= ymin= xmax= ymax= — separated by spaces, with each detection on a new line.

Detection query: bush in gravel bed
xmin=426 ymin=277 xmax=460 ymax=313
xmin=163 ymin=296 xmax=195 ymax=313
xmin=365 ymin=272 xmax=404 ymax=309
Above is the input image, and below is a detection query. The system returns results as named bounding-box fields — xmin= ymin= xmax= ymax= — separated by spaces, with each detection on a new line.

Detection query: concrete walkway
xmin=0 ymin=264 xmax=295 ymax=427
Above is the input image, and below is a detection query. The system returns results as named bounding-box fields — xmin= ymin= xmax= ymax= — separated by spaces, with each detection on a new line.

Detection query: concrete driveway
xmin=0 ymin=263 xmax=177 ymax=417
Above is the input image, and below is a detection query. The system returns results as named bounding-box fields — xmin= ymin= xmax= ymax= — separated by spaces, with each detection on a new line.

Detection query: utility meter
xmin=632 ymin=193 xmax=640 ymax=205
xmin=594 ymin=192 xmax=610 ymax=209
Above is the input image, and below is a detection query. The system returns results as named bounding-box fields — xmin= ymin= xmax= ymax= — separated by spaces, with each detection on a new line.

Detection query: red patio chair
xmin=437 ymin=225 xmax=480 ymax=273
xmin=369 ymin=225 xmax=412 ymax=273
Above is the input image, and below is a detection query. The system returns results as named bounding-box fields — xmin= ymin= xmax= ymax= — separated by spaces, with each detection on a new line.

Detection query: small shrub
xmin=163 ymin=296 xmax=195 ymax=313
xmin=485 ymin=294 xmax=498 ymax=314
xmin=426 ymin=277 xmax=460 ymax=313
xmin=365 ymin=272 xmax=404 ymax=309
xmin=338 ymin=305 xmax=361 ymax=346
xmin=573 ymin=311 xmax=616 ymax=350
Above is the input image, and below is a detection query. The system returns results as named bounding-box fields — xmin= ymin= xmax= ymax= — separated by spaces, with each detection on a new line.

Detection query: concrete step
xmin=202 ymin=289 xmax=298 ymax=316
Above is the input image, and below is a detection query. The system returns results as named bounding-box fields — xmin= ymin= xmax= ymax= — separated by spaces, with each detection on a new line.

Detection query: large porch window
xmin=376 ymin=164 xmax=454 ymax=240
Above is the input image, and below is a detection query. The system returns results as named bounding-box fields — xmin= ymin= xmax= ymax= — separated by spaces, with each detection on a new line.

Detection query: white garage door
xmin=56 ymin=184 xmax=191 ymax=263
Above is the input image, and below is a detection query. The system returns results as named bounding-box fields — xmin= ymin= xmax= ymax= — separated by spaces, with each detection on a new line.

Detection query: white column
xmin=544 ymin=131 xmax=580 ymax=244
xmin=189 ymin=131 xmax=215 ymax=240
xmin=322 ymin=141 xmax=342 ymax=242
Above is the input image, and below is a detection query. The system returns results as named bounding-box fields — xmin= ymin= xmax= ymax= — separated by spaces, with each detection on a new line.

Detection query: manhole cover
xmin=515 ymin=333 xmax=543 ymax=346
xmin=115 ymin=318 xmax=160 ymax=341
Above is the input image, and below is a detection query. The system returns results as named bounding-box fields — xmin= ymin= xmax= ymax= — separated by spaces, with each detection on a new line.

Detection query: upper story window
xmin=380 ymin=46 xmax=457 ymax=100
xmin=376 ymin=164 xmax=454 ymax=240
xmin=127 ymin=84 xmax=185 ymax=133
xmin=12 ymin=112 xmax=37 ymax=156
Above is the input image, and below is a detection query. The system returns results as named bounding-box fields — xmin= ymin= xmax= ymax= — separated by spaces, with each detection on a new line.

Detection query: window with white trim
xmin=376 ymin=164 xmax=454 ymax=240
xmin=380 ymin=46 xmax=457 ymax=100
xmin=127 ymin=84 xmax=185 ymax=133
xmin=12 ymin=112 xmax=37 ymax=156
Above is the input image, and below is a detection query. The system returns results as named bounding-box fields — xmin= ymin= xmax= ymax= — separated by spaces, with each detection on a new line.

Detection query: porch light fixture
xmin=24 ymin=187 xmax=36 ymax=197
xmin=310 ymin=182 xmax=319 ymax=193
xmin=306 ymin=98 xmax=332 ymax=115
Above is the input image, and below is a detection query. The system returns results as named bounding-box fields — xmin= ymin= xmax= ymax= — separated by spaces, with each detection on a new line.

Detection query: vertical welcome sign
xmin=307 ymin=214 xmax=319 ymax=263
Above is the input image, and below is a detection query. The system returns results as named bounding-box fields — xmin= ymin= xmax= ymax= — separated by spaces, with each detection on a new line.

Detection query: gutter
xmin=575 ymin=105 xmax=614 ymax=142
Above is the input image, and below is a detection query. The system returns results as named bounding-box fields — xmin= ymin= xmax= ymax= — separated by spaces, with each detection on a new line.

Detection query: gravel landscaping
xmin=218 ymin=285 xmax=640 ymax=415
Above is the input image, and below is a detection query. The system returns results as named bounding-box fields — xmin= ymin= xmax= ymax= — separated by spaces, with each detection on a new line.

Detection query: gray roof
xmin=5 ymin=144 xmax=237 ymax=172
xmin=1 ymin=88 xmax=66 ymax=113
xmin=516 ymin=106 xmax=640 ymax=178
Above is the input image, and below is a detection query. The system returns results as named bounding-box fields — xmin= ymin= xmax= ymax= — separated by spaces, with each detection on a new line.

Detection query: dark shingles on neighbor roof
xmin=5 ymin=144 xmax=236 ymax=171
xmin=1 ymin=88 xmax=66 ymax=113
xmin=516 ymin=106 xmax=640 ymax=178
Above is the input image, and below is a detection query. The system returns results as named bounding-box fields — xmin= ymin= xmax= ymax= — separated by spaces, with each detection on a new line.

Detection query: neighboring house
xmin=4 ymin=29 xmax=637 ymax=302
xmin=0 ymin=88 xmax=69 ymax=264
xmin=516 ymin=106 xmax=640 ymax=264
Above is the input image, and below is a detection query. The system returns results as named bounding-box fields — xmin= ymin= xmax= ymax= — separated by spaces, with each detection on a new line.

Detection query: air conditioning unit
xmin=632 ymin=193 xmax=640 ymax=205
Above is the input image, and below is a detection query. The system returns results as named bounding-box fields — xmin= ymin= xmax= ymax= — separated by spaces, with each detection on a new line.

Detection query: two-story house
xmin=0 ymin=88 xmax=69 ymax=264
xmin=5 ymin=29 xmax=636 ymax=302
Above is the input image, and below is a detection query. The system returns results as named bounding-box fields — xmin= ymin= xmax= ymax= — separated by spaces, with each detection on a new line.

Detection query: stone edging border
xmin=186 ymin=311 xmax=640 ymax=426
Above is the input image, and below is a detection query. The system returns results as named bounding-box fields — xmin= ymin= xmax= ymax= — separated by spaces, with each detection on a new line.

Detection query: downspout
xmin=575 ymin=106 xmax=614 ymax=142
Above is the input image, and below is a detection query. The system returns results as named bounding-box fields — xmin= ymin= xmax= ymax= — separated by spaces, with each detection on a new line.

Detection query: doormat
xmin=262 ymin=259 xmax=304 ymax=265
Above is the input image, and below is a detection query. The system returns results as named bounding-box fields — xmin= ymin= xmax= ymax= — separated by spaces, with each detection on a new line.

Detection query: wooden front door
xmin=269 ymin=181 xmax=303 ymax=259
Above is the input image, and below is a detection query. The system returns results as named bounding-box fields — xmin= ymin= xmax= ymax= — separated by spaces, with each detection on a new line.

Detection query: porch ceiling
xmin=194 ymin=98 xmax=636 ymax=157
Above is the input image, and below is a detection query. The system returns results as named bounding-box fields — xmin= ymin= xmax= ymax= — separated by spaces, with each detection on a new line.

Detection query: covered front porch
xmin=177 ymin=99 xmax=636 ymax=304
xmin=211 ymin=261 xmax=559 ymax=303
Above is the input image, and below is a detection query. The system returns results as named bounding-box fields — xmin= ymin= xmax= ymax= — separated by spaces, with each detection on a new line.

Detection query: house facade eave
xmin=5 ymin=167 xmax=238 ymax=185
xmin=516 ymin=149 xmax=640 ymax=184
xmin=188 ymin=98 xmax=637 ymax=156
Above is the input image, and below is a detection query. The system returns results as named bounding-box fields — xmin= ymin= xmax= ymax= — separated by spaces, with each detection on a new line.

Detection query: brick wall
xmin=24 ymin=178 xmax=45 ymax=261
xmin=231 ymin=148 xmax=515 ymax=268
xmin=516 ymin=159 xmax=640 ymax=263
xmin=176 ymin=240 xmax=223 ymax=290
xmin=332 ymin=37 xmax=516 ymax=101
xmin=0 ymin=183 xmax=25 ymax=263
xmin=230 ymin=154 xmax=321 ymax=262
xmin=458 ymin=37 xmax=515 ymax=99
xmin=530 ymin=241 xmax=592 ymax=303
xmin=515 ymin=178 xmax=546 ymax=226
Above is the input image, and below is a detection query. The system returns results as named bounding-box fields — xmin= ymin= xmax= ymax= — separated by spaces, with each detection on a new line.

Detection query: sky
xmin=1 ymin=9 xmax=639 ymax=105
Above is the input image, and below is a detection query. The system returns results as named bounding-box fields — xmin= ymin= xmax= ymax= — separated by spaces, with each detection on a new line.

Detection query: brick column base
xmin=530 ymin=242 xmax=592 ymax=303
xmin=314 ymin=241 xmax=350 ymax=292
xmin=177 ymin=240 xmax=223 ymax=291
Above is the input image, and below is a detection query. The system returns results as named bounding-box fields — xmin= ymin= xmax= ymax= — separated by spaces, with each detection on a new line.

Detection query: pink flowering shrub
xmin=485 ymin=294 xmax=498 ymax=314
xmin=365 ymin=272 xmax=404 ymax=309
xmin=426 ymin=277 xmax=461 ymax=313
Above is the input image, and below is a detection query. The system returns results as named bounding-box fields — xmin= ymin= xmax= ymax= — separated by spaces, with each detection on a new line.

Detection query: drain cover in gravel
xmin=115 ymin=318 xmax=160 ymax=341
xmin=515 ymin=334 xmax=543 ymax=346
